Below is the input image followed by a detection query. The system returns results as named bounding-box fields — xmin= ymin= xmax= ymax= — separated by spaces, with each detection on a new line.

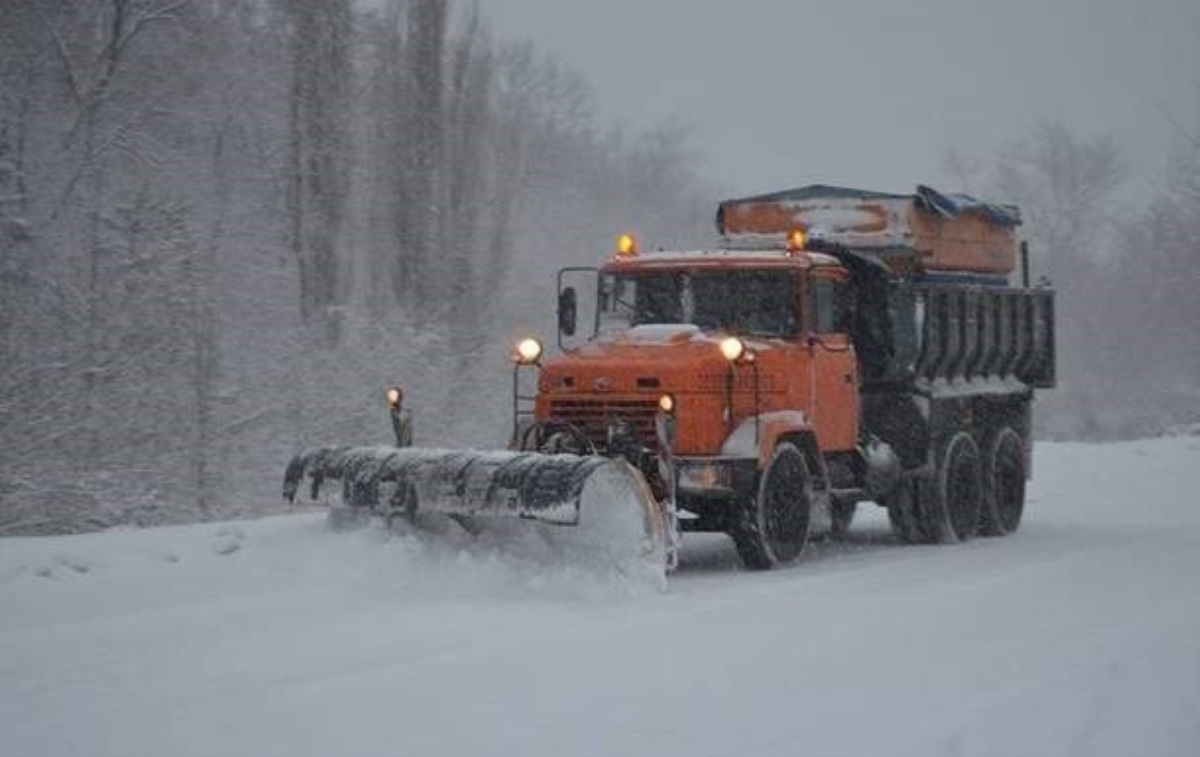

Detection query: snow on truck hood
xmin=545 ymin=325 xmax=788 ymax=373
xmin=597 ymin=324 xmax=778 ymax=349
xmin=606 ymin=323 xmax=703 ymax=345
xmin=541 ymin=325 xmax=739 ymax=390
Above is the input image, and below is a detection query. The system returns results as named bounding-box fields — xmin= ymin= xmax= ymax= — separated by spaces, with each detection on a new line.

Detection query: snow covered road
xmin=3 ymin=438 xmax=1200 ymax=757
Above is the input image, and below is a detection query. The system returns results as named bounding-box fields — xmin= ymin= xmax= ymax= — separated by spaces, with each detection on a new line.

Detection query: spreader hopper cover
xmin=717 ymin=185 xmax=1021 ymax=276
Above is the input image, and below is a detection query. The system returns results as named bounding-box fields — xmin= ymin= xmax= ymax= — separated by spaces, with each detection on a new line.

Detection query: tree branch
xmin=48 ymin=92 xmax=171 ymax=223
xmin=28 ymin=0 xmax=83 ymax=105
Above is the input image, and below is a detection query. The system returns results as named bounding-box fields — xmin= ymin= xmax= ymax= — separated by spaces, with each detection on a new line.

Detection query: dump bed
xmin=883 ymin=282 xmax=1056 ymax=389
xmin=717 ymin=185 xmax=1021 ymax=277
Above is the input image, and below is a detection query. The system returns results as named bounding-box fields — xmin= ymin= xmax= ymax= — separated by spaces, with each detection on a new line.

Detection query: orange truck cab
xmin=513 ymin=185 xmax=1056 ymax=569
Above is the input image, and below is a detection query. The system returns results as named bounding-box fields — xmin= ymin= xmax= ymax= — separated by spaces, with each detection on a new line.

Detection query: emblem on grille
xmin=593 ymin=376 xmax=614 ymax=391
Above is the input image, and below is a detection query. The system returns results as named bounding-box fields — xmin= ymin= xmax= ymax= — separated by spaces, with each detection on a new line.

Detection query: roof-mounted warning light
xmin=615 ymin=233 xmax=639 ymax=257
xmin=785 ymin=228 xmax=807 ymax=254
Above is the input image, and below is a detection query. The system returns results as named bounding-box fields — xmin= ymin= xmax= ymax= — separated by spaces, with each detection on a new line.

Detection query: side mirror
xmin=558 ymin=287 xmax=578 ymax=337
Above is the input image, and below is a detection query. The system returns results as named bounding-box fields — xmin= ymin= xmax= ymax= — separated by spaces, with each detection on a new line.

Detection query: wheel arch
xmin=778 ymin=431 xmax=825 ymax=484
xmin=720 ymin=411 xmax=827 ymax=483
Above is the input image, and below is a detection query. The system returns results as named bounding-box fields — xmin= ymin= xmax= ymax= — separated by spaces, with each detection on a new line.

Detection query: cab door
xmin=805 ymin=270 xmax=860 ymax=451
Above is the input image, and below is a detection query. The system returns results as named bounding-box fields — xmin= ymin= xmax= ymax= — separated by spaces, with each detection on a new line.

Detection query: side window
xmin=810 ymin=278 xmax=853 ymax=334
xmin=598 ymin=275 xmax=634 ymax=333
xmin=811 ymin=280 xmax=836 ymax=333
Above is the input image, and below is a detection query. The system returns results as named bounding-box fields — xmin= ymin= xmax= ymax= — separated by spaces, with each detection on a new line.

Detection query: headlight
xmin=720 ymin=336 xmax=745 ymax=362
xmin=385 ymin=385 xmax=403 ymax=409
xmin=514 ymin=337 xmax=543 ymax=365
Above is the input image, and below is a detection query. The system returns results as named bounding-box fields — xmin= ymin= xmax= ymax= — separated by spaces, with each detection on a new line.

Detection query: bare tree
xmin=0 ymin=0 xmax=266 ymax=529
xmin=283 ymin=0 xmax=353 ymax=344
xmin=1 ymin=0 xmax=718 ymax=532
xmin=993 ymin=121 xmax=1127 ymax=279
xmin=1107 ymin=104 xmax=1200 ymax=434
xmin=945 ymin=122 xmax=1127 ymax=438
xmin=396 ymin=0 xmax=447 ymax=315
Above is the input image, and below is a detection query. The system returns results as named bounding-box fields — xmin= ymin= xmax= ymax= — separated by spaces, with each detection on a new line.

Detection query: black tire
xmin=831 ymin=501 xmax=857 ymax=539
xmin=919 ymin=431 xmax=983 ymax=543
xmin=731 ymin=442 xmax=812 ymax=569
xmin=979 ymin=427 xmax=1026 ymax=536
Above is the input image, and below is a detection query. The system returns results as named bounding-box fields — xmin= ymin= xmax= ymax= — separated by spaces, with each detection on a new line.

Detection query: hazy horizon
xmin=485 ymin=0 xmax=1199 ymax=200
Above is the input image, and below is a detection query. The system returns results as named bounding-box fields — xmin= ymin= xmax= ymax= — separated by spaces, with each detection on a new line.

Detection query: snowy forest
xmin=1 ymin=0 xmax=1198 ymax=534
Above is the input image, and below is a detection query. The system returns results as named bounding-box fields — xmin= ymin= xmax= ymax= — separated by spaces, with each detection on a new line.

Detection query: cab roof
xmin=600 ymin=248 xmax=843 ymax=272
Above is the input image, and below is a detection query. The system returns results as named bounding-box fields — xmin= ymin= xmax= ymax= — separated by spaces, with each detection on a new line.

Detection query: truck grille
xmin=696 ymin=372 xmax=780 ymax=393
xmin=547 ymin=397 xmax=660 ymax=450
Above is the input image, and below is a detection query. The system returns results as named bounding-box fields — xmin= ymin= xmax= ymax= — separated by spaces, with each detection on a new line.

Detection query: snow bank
xmin=2 ymin=438 xmax=1199 ymax=757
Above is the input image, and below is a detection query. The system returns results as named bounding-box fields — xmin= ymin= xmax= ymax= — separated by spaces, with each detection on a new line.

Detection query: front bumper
xmin=671 ymin=456 xmax=759 ymax=531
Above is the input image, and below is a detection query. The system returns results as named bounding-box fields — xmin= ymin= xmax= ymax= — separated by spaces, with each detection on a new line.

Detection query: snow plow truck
xmin=284 ymin=184 xmax=1056 ymax=575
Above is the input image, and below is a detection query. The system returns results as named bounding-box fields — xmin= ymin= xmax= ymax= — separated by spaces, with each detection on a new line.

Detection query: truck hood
xmin=542 ymin=324 xmax=752 ymax=394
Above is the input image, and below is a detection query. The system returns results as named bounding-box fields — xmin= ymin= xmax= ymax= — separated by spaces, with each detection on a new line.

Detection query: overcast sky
xmin=484 ymin=0 xmax=1199 ymax=199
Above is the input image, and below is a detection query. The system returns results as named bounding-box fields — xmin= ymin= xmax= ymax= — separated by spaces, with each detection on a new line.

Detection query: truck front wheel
xmin=732 ymin=442 xmax=812 ymax=569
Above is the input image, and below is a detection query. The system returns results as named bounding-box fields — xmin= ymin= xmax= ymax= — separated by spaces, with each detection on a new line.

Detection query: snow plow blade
xmin=283 ymin=446 xmax=668 ymax=576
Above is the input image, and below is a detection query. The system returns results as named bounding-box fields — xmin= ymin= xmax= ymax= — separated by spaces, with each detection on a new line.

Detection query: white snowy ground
xmin=3 ymin=438 xmax=1200 ymax=757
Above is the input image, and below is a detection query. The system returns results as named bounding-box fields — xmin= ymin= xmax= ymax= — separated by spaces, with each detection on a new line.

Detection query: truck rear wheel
xmin=921 ymin=431 xmax=982 ymax=543
xmin=979 ymin=427 xmax=1026 ymax=536
xmin=732 ymin=442 xmax=812 ymax=570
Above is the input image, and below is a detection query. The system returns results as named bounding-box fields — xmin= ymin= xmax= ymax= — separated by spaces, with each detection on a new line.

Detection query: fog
xmin=487 ymin=0 xmax=1199 ymax=195
xmin=1 ymin=0 xmax=1197 ymax=533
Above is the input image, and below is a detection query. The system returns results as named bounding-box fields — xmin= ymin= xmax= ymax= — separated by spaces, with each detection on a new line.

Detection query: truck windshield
xmin=599 ymin=269 xmax=797 ymax=337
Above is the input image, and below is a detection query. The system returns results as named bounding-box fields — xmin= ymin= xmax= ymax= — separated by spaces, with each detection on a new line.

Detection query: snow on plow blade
xmin=283 ymin=446 xmax=668 ymax=579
